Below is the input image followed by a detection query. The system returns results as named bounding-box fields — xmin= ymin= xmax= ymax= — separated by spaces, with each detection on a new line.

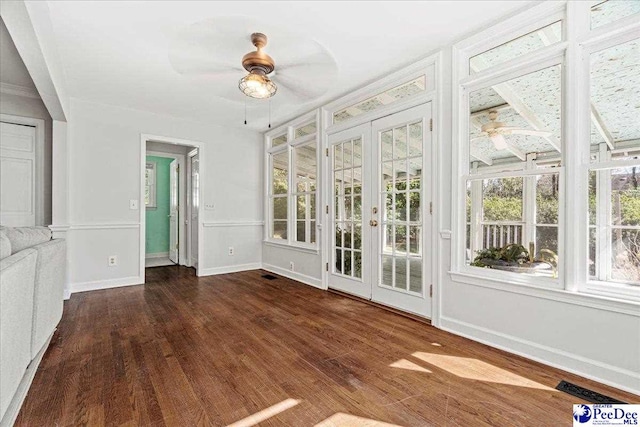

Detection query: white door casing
xmin=189 ymin=151 xmax=199 ymax=268
xmin=0 ymin=122 xmax=37 ymax=226
xmin=169 ymin=159 xmax=179 ymax=264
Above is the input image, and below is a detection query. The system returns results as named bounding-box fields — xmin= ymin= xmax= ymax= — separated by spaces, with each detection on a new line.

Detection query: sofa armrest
xmin=30 ymin=239 xmax=66 ymax=359
xmin=0 ymin=249 xmax=37 ymax=420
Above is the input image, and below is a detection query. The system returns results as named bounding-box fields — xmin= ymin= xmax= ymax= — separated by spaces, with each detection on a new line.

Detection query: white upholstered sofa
xmin=0 ymin=226 xmax=65 ymax=427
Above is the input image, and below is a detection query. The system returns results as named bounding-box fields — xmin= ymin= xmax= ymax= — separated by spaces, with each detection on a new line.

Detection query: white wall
xmin=65 ymin=98 xmax=263 ymax=291
xmin=262 ymin=244 xmax=323 ymax=288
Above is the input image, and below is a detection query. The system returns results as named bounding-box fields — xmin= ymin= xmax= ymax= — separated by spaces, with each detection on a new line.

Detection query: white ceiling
xmin=44 ymin=1 xmax=532 ymax=131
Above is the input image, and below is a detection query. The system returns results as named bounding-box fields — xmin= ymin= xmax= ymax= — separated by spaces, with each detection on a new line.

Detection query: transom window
xmin=333 ymin=76 xmax=426 ymax=124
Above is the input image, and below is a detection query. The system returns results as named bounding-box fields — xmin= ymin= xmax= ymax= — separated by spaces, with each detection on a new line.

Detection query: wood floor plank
xmin=15 ymin=266 xmax=639 ymax=426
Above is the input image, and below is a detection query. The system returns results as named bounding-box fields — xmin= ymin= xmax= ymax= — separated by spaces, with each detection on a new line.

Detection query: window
xmin=145 ymin=162 xmax=156 ymax=208
xmin=333 ymin=76 xmax=426 ymax=124
xmin=294 ymin=142 xmax=317 ymax=244
xmin=588 ymin=36 xmax=640 ymax=286
xmin=591 ymin=0 xmax=640 ymax=29
xmin=455 ymin=2 xmax=640 ymax=301
xmin=270 ymin=151 xmax=288 ymax=240
xmin=266 ymin=115 xmax=318 ymax=247
xmin=470 ymin=21 xmax=562 ymax=74
xmin=465 ymin=64 xmax=563 ymax=279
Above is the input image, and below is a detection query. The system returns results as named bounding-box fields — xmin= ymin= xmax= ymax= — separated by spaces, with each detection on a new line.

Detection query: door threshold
xmin=328 ymin=288 xmax=431 ymax=325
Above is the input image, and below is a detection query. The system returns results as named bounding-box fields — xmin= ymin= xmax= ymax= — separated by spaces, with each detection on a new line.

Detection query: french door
xmin=328 ymin=103 xmax=432 ymax=318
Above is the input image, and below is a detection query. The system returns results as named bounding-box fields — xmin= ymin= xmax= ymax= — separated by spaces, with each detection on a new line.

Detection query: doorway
xmin=327 ymin=103 xmax=433 ymax=318
xmin=140 ymin=135 xmax=204 ymax=278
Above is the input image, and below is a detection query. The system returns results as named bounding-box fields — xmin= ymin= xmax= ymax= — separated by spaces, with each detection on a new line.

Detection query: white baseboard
xmin=198 ymin=263 xmax=261 ymax=277
xmin=145 ymin=252 xmax=169 ymax=259
xmin=0 ymin=332 xmax=53 ymax=427
xmin=439 ymin=315 xmax=640 ymax=397
xmin=70 ymin=276 xmax=143 ymax=294
xmin=261 ymin=263 xmax=323 ymax=289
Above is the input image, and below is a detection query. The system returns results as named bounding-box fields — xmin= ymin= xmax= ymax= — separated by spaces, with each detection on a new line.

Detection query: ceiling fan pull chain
xmin=244 ymin=99 xmax=247 ymax=125
xmin=268 ymin=98 xmax=271 ymax=129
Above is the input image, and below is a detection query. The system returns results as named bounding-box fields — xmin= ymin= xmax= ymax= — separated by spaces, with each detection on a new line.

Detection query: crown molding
xmin=0 ymin=82 xmax=40 ymax=99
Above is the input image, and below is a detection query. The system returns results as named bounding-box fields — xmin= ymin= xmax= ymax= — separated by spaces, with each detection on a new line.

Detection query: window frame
xmin=265 ymin=111 xmax=320 ymax=251
xmin=451 ymin=0 xmax=640 ymax=304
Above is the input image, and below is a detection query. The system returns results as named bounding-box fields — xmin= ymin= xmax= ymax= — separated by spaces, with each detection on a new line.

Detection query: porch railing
xmin=481 ymin=222 xmax=524 ymax=249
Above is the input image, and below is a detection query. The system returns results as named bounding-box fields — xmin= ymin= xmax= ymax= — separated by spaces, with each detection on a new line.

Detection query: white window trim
xmin=451 ymin=0 xmax=640 ymax=307
xmin=264 ymin=110 xmax=320 ymax=250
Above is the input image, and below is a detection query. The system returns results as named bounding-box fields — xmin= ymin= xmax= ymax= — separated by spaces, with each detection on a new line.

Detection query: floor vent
xmin=262 ymin=274 xmax=278 ymax=280
xmin=556 ymin=380 xmax=625 ymax=404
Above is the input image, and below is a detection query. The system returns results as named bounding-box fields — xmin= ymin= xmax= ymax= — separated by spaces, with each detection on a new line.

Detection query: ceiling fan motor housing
xmin=242 ymin=33 xmax=275 ymax=75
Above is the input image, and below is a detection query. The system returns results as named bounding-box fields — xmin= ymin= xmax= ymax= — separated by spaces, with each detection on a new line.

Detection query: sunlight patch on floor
xmin=389 ymin=358 xmax=432 ymax=373
xmin=226 ymin=398 xmax=300 ymax=427
xmin=411 ymin=352 xmax=554 ymax=390
xmin=315 ymin=413 xmax=402 ymax=427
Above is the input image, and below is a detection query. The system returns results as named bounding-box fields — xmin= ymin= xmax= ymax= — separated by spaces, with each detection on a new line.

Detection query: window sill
xmin=449 ymin=270 xmax=640 ymax=316
xmin=263 ymin=240 xmax=320 ymax=255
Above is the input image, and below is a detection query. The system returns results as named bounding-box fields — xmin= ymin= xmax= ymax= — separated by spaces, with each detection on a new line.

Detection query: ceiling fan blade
xmin=274 ymin=78 xmax=319 ymax=102
xmin=274 ymin=74 xmax=330 ymax=101
xmin=470 ymin=136 xmax=486 ymax=142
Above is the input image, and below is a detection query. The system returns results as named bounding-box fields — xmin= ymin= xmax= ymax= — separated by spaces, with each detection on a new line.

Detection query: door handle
xmin=369 ymin=219 xmax=378 ymax=227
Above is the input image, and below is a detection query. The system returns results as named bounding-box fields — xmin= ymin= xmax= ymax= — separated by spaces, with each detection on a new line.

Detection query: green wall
xmin=146 ymin=156 xmax=172 ymax=255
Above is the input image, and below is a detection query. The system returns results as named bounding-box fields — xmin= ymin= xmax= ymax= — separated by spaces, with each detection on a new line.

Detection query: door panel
xmin=169 ymin=159 xmax=179 ymax=264
xmin=371 ymin=103 xmax=432 ymax=317
xmin=0 ymin=122 xmax=36 ymax=226
xmin=328 ymin=123 xmax=372 ymax=299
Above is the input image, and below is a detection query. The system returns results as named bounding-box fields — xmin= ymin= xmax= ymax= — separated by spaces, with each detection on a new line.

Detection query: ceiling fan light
xmin=490 ymin=133 xmax=508 ymax=150
xmin=239 ymin=71 xmax=277 ymax=99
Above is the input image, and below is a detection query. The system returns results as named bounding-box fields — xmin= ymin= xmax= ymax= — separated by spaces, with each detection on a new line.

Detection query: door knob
xmin=369 ymin=219 xmax=378 ymax=227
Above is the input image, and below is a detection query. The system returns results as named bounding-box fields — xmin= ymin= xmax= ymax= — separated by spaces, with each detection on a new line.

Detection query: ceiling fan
xmin=473 ymin=110 xmax=552 ymax=150
xmin=168 ymin=17 xmax=338 ymax=104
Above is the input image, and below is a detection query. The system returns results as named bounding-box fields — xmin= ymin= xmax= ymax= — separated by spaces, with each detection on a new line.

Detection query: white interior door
xmin=189 ymin=152 xmax=199 ymax=268
xmin=169 ymin=159 xmax=179 ymax=264
xmin=0 ymin=122 xmax=36 ymax=226
xmin=371 ymin=103 xmax=432 ymax=317
xmin=328 ymin=123 xmax=372 ymax=299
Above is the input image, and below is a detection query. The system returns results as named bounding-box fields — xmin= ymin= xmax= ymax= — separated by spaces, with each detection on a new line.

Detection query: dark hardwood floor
xmin=16 ymin=266 xmax=638 ymax=426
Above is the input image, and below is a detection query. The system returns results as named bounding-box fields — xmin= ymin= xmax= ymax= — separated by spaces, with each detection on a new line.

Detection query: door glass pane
xmin=344 ymin=223 xmax=353 ymax=249
xmin=344 ymin=250 xmax=352 ymax=276
xmin=354 ymin=251 xmax=362 ymax=278
xmin=394 ymin=126 xmax=407 ymax=159
xmin=395 ymin=258 xmax=407 ymax=290
xmin=409 ymin=192 xmax=421 ymax=222
xmin=382 ymin=255 xmax=394 ymax=286
xmin=353 ymin=138 xmax=362 ymax=166
xmin=409 ymin=258 xmax=422 ymax=293
xmin=381 ymin=130 xmax=393 ymax=161
xmin=335 ymin=249 xmax=343 ymax=274
xmin=408 ymin=121 xmax=423 ymax=157
xmin=354 ymin=223 xmax=362 ymax=250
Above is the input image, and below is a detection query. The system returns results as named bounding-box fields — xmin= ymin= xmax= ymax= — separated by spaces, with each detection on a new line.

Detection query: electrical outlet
xmin=228 ymin=247 xmax=234 ymax=256
xmin=108 ymin=255 xmax=117 ymax=266
xmin=289 ymin=261 xmax=295 ymax=271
